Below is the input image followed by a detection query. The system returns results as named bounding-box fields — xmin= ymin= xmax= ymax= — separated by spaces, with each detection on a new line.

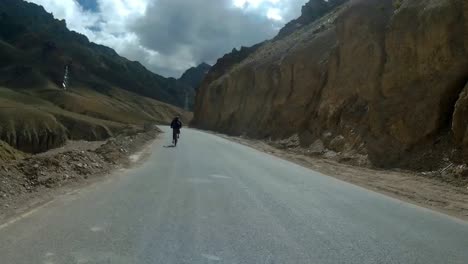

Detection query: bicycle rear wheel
xmin=173 ymin=131 xmax=178 ymax=146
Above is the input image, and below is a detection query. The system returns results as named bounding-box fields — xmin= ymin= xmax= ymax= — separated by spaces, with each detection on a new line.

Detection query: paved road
xmin=1 ymin=128 xmax=467 ymax=264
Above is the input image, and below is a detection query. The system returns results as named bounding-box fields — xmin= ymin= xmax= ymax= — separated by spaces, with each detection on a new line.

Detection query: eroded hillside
xmin=193 ymin=0 xmax=468 ymax=170
xmin=0 ymin=0 xmax=190 ymax=154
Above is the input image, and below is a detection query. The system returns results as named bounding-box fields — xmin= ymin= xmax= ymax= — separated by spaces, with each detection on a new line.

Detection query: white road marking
xmin=43 ymin=251 xmax=56 ymax=264
xmin=201 ymin=253 xmax=222 ymax=261
xmin=90 ymin=226 xmax=103 ymax=232
xmin=210 ymin=174 xmax=231 ymax=179
xmin=187 ymin=178 xmax=213 ymax=184
xmin=0 ymin=200 xmax=55 ymax=231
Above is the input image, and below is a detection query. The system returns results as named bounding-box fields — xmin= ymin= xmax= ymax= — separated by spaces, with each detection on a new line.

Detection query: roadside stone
xmin=329 ymin=135 xmax=346 ymax=152
xmin=308 ymin=140 xmax=325 ymax=155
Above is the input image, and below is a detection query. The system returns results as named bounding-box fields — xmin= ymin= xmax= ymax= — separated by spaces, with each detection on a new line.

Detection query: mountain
xmin=172 ymin=63 xmax=211 ymax=110
xmin=276 ymin=0 xmax=346 ymax=39
xmin=0 ymin=0 xmax=190 ymax=154
xmin=193 ymin=0 xmax=468 ymax=171
xmin=179 ymin=63 xmax=211 ymax=90
xmin=0 ymin=0 xmax=192 ymax=108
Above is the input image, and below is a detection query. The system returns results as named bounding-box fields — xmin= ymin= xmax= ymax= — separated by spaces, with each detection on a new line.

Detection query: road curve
xmin=0 ymin=127 xmax=467 ymax=264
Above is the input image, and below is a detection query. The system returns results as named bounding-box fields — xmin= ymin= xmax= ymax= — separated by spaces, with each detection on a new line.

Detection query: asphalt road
xmin=0 ymin=127 xmax=467 ymax=264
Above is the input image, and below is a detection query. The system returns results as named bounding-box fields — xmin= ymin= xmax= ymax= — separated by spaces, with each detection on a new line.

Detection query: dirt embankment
xmin=0 ymin=127 xmax=159 ymax=221
xmin=0 ymin=140 xmax=24 ymax=163
xmin=193 ymin=0 xmax=468 ymax=174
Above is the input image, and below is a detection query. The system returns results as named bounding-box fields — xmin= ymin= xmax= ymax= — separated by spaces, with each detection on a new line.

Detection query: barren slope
xmin=193 ymin=0 xmax=468 ymax=171
xmin=0 ymin=0 xmax=191 ymax=155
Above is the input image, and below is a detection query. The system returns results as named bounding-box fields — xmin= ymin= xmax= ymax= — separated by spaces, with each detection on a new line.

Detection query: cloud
xmin=26 ymin=0 xmax=308 ymax=77
xmin=27 ymin=0 xmax=99 ymax=33
xmin=267 ymin=8 xmax=283 ymax=21
xmin=131 ymin=0 xmax=284 ymax=76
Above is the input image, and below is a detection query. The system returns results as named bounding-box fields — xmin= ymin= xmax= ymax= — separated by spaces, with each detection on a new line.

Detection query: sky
xmin=26 ymin=0 xmax=308 ymax=77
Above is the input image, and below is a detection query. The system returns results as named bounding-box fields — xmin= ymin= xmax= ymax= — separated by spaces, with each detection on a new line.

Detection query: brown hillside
xmin=0 ymin=0 xmax=191 ymax=156
xmin=193 ymin=0 xmax=468 ymax=170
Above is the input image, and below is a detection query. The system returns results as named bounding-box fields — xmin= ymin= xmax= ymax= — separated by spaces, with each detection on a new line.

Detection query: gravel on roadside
xmin=0 ymin=127 xmax=160 ymax=220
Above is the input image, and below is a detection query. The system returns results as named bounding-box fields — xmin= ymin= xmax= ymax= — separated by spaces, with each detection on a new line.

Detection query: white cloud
xmin=27 ymin=0 xmax=99 ymax=34
xmin=233 ymin=0 xmax=280 ymax=9
xmin=267 ymin=8 xmax=283 ymax=21
xmin=26 ymin=0 xmax=308 ymax=77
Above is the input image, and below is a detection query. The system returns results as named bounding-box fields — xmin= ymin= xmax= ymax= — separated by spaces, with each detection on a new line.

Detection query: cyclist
xmin=170 ymin=116 xmax=182 ymax=146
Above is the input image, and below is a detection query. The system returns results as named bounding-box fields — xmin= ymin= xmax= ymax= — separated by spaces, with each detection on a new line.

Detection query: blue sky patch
xmin=77 ymin=0 xmax=98 ymax=12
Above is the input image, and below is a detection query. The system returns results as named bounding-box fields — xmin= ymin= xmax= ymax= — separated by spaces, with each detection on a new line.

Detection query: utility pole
xmin=62 ymin=65 xmax=69 ymax=90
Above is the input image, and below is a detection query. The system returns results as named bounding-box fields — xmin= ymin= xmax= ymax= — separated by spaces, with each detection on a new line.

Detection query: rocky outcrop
xmin=276 ymin=0 xmax=347 ymax=39
xmin=453 ymin=82 xmax=468 ymax=158
xmin=193 ymin=0 xmax=468 ymax=169
xmin=367 ymin=0 xmax=468 ymax=166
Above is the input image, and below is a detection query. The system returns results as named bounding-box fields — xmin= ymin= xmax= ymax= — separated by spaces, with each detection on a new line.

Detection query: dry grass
xmin=0 ymin=84 xmax=189 ymax=156
xmin=0 ymin=140 xmax=25 ymax=162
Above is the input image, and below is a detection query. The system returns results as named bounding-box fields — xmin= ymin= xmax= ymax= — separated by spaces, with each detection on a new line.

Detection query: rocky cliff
xmin=193 ymin=0 xmax=468 ymax=169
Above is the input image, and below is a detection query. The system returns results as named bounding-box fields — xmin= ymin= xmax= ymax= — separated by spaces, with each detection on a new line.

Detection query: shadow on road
xmin=164 ymin=145 xmax=176 ymax=148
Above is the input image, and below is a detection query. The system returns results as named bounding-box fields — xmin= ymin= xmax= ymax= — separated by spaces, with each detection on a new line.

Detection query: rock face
xmin=453 ymin=82 xmax=468 ymax=158
xmin=193 ymin=0 xmax=468 ymax=169
xmin=276 ymin=0 xmax=347 ymax=39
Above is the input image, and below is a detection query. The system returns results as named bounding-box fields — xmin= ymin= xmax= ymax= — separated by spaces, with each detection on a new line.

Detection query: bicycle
xmin=170 ymin=116 xmax=182 ymax=147
xmin=172 ymin=129 xmax=180 ymax=146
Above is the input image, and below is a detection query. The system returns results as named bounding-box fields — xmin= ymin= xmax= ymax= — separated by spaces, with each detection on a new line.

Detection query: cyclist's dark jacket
xmin=171 ymin=119 xmax=182 ymax=131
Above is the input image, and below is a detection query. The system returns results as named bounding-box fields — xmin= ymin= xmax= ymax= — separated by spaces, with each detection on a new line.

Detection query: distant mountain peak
xmin=179 ymin=63 xmax=212 ymax=90
xmin=198 ymin=62 xmax=211 ymax=68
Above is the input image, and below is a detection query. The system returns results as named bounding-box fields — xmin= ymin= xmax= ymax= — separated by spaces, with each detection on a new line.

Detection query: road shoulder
xmin=211 ymin=132 xmax=468 ymax=221
xmin=0 ymin=128 xmax=160 ymax=224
